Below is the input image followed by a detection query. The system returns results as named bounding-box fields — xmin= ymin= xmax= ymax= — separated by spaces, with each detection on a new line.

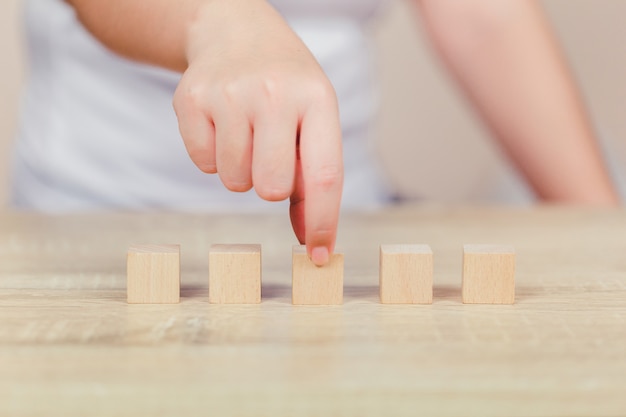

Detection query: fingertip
xmin=197 ymin=162 xmax=217 ymax=174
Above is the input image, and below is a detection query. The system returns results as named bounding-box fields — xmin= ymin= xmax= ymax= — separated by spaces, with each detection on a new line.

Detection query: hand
xmin=173 ymin=0 xmax=343 ymax=265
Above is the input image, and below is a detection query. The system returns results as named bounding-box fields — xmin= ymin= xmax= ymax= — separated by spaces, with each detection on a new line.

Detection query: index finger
xmin=298 ymin=91 xmax=343 ymax=266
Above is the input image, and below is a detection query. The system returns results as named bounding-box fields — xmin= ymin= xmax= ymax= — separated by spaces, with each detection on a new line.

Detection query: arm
xmin=67 ymin=0 xmax=343 ymax=265
xmin=415 ymin=0 xmax=619 ymax=205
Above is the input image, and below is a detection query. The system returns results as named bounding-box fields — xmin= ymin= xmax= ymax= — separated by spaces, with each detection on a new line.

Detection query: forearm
xmin=66 ymin=0 xmax=207 ymax=71
xmin=416 ymin=0 xmax=619 ymax=205
xmin=67 ymin=0 xmax=278 ymax=73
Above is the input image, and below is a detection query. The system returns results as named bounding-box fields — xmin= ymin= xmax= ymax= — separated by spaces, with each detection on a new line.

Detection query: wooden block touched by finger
xmin=380 ymin=244 xmax=433 ymax=304
xmin=462 ymin=244 xmax=515 ymax=304
xmin=209 ymin=244 xmax=261 ymax=304
xmin=127 ymin=244 xmax=180 ymax=304
xmin=292 ymin=245 xmax=343 ymax=305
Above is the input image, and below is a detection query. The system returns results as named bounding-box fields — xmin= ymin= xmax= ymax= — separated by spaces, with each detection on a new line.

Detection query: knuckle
xmin=219 ymin=78 xmax=244 ymax=104
xmin=312 ymin=228 xmax=333 ymax=240
xmin=258 ymin=72 xmax=287 ymax=104
xmin=311 ymin=164 xmax=342 ymax=191
xmin=173 ymin=83 xmax=210 ymax=113
xmin=307 ymin=79 xmax=336 ymax=103
xmin=260 ymin=74 xmax=280 ymax=98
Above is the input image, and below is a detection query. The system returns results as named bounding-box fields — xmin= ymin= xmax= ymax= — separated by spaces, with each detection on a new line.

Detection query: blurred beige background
xmin=0 ymin=0 xmax=625 ymax=207
xmin=0 ymin=0 xmax=22 ymax=207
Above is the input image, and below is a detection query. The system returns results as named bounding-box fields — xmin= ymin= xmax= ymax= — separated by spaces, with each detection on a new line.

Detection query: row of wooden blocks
xmin=128 ymin=244 xmax=515 ymax=304
xmin=127 ymin=244 xmax=515 ymax=305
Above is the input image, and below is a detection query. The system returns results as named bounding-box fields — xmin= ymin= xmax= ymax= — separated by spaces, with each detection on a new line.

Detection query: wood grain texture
xmin=462 ymin=244 xmax=515 ymax=304
xmin=209 ymin=244 xmax=261 ymax=304
xmin=127 ymin=244 xmax=180 ymax=304
xmin=380 ymin=244 xmax=433 ymax=304
xmin=292 ymin=245 xmax=343 ymax=305
xmin=1 ymin=207 xmax=626 ymax=417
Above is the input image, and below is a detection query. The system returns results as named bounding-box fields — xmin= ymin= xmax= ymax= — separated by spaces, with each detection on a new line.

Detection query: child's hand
xmin=173 ymin=0 xmax=343 ymax=265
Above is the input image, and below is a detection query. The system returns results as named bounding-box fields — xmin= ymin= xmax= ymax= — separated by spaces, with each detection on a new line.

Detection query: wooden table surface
xmin=1 ymin=206 xmax=625 ymax=416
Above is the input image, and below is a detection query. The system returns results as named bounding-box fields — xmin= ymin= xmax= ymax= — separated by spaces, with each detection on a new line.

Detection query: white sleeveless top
xmin=10 ymin=0 xmax=392 ymax=212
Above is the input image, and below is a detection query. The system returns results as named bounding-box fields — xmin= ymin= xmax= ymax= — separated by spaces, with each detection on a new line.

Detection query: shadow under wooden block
xmin=292 ymin=245 xmax=343 ymax=305
xmin=462 ymin=244 xmax=515 ymax=304
xmin=209 ymin=244 xmax=261 ymax=304
xmin=127 ymin=244 xmax=180 ymax=304
xmin=380 ymin=244 xmax=433 ymax=304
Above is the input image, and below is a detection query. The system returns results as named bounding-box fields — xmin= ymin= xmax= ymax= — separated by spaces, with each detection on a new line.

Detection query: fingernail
xmin=311 ymin=246 xmax=329 ymax=266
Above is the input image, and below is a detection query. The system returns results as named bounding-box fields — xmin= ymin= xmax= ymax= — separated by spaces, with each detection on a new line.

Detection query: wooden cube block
xmin=292 ymin=245 xmax=343 ymax=305
xmin=209 ymin=244 xmax=261 ymax=304
xmin=380 ymin=244 xmax=433 ymax=304
xmin=127 ymin=244 xmax=180 ymax=304
xmin=462 ymin=244 xmax=515 ymax=304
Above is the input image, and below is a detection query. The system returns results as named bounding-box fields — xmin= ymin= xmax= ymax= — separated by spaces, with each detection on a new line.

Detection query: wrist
xmin=184 ymin=0 xmax=270 ymax=68
xmin=184 ymin=1 xmax=215 ymax=68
